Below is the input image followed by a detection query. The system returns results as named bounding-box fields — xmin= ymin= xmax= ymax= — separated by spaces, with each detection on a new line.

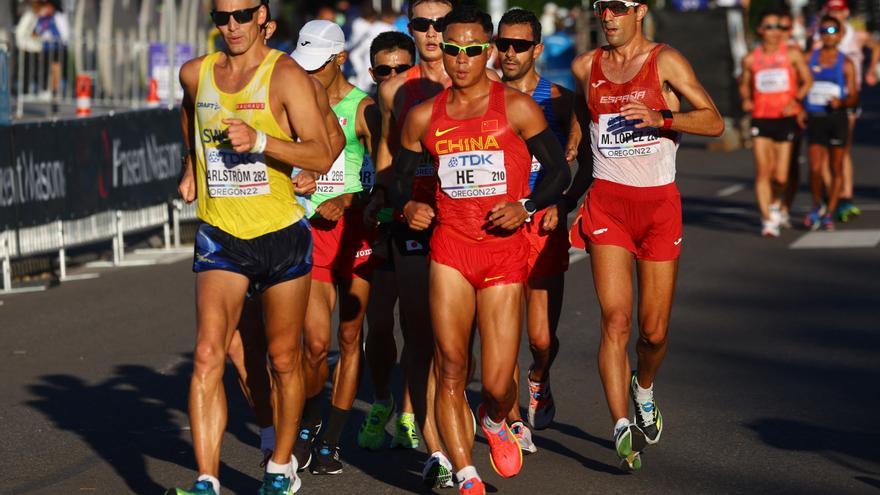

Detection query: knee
xmin=436 ymin=351 xmax=468 ymax=388
xmin=639 ymin=321 xmax=669 ymax=348
xmin=304 ymin=335 xmax=329 ymax=365
xmin=193 ymin=341 xmax=226 ymax=378
xmin=529 ymin=328 xmax=553 ymax=354
xmin=267 ymin=341 xmax=302 ymax=375
xmin=337 ymin=324 xmax=363 ymax=355
xmin=601 ymin=311 xmax=631 ymax=341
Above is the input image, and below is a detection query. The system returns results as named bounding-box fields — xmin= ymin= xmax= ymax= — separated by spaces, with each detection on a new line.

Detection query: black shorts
xmin=192 ymin=219 xmax=312 ymax=293
xmin=390 ymin=221 xmax=431 ymax=257
xmin=751 ymin=117 xmax=797 ymax=142
xmin=807 ymin=112 xmax=848 ymax=147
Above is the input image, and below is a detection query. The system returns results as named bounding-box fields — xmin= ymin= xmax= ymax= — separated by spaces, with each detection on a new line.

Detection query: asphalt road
xmin=2 ymin=115 xmax=879 ymax=493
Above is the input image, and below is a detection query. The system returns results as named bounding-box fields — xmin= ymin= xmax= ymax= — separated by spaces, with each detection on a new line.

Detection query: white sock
xmin=482 ymin=412 xmax=504 ymax=434
xmin=635 ymin=381 xmax=654 ymax=404
xmin=613 ymin=417 xmax=631 ymax=437
xmin=265 ymin=460 xmax=292 ymax=477
xmin=456 ymin=465 xmax=480 ymax=483
xmin=197 ymin=474 xmax=220 ymax=494
xmin=260 ymin=426 xmax=276 ymax=452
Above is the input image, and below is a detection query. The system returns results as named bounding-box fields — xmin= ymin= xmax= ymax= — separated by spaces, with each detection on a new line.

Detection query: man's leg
xmin=261 ymin=276 xmax=310 ymax=467
xmin=806 ymin=143 xmax=828 ymax=229
xmin=752 ymin=137 xmax=776 ymax=223
xmin=430 ymin=261 xmax=476 ymax=472
xmin=770 ymin=140 xmax=793 ymax=207
xmin=191 ymin=270 xmax=250 ymax=479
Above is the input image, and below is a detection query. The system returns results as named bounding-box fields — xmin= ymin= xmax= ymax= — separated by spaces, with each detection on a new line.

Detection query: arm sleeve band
xmin=390 ymin=147 xmax=424 ymax=209
xmin=526 ymin=127 xmax=571 ymax=210
xmin=563 ymin=154 xmax=593 ymax=212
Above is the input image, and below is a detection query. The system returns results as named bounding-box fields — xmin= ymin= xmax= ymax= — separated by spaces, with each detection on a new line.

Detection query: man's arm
xmin=790 ymin=47 xmax=814 ymax=102
xmin=178 ymin=57 xmax=202 ymax=204
xmin=391 ymin=102 xmax=434 ymax=230
xmin=739 ymin=52 xmax=754 ymax=113
xmin=864 ymin=35 xmax=880 ymax=86
xmin=566 ymin=51 xmax=594 ymax=162
xmin=315 ymin=78 xmax=345 ymax=159
xmin=842 ymin=57 xmax=860 ymax=108
xmin=357 ymin=96 xmax=381 ymax=158
xmin=623 ymin=46 xmax=724 ymax=137
xmin=375 ymin=75 xmax=405 ymax=188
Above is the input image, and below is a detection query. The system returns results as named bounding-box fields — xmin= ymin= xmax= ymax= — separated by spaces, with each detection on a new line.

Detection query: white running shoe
xmin=761 ymin=219 xmax=780 ymax=238
xmin=510 ymin=421 xmax=538 ymax=454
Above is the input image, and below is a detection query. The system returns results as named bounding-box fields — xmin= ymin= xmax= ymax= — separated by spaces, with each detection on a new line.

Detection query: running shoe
xmin=527 ymin=369 xmax=556 ymax=430
xmin=779 ymin=210 xmax=792 ymax=229
xmin=422 ymin=452 xmax=454 ymax=488
xmin=293 ymin=422 xmax=320 ymax=472
xmin=614 ymin=423 xmax=642 ymax=471
xmin=477 ymin=404 xmax=523 ymax=478
xmin=458 ymin=477 xmax=486 ymax=495
xmin=630 ymin=373 xmax=663 ymax=446
xmin=165 ymin=481 xmax=216 ymax=495
xmin=510 ymin=421 xmax=537 ymax=454
xmin=310 ymin=442 xmax=343 ymax=475
xmin=391 ymin=412 xmax=420 ymax=449
xmin=804 ymin=207 xmax=822 ymax=231
xmin=836 ymin=201 xmax=861 ymax=222
xmin=258 ymin=471 xmax=301 ymax=495
xmin=769 ymin=203 xmax=782 ymax=227
xmin=820 ymin=213 xmax=835 ymax=231
xmin=358 ymin=401 xmax=394 ymax=450
xmin=761 ymin=219 xmax=780 ymax=237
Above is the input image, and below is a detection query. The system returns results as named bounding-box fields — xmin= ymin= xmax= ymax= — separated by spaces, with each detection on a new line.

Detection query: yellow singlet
xmin=193 ymin=49 xmax=305 ymax=239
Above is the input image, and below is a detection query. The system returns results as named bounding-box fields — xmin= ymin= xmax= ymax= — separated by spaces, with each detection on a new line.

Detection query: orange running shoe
xmin=458 ymin=477 xmax=486 ymax=495
xmin=477 ymin=404 xmax=523 ymax=478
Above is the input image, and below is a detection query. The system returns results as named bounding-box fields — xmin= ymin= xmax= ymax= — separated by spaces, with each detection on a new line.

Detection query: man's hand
xmin=565 ymin=141 xmax=579 ymax=163
xmin=315 ymin=195 xmax=348 ymax=222
xmin=363 ymin=193 xmax=385 ymax=227
xmin=222 ymin=118 xmax=258 ymax=153
xmin=828 ymin=96 xmax=842 ymax=110
xmin=742 ymin=98 xmax=754 ymax=113
xmin=796 ymin=109 xmax=807 ymax=129
xmin=542 ymin=203 xmax=568 ymax=231
xmin=620 ymin=102 xmax=663 ymax=129
xmin=403 ymin=201 xmax=434 ymax=230
xmin=178 ymin=167 xmax=196 ymax=204
xmin=866 ymin=70 xmax=878 ymax=86
xmin=782 ymin=100 xmax=797 ymax=117
xmin=488 ymin=201 xmax=529 ymax=230
xmin=292 ymin=172 xmax=317 ymax=195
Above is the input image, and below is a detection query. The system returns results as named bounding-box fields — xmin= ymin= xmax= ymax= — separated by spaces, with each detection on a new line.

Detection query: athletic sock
xmin=265 ymin=459 xmax=292 ymax=476
xmin=321 ymin=406 xmax=350 ymax=446
xmin=613 ymin=417 xmax=631 ymax=438
xmin=301 ymin=395 xmax=323 ymax=429
xmin=197 ymin=474 xmax=220 ymax=494
xmin=635 ymin=381 xmax=654 ymax=404
xmin=456 ymin=465 xmax=480 ymax=483
xmin=260 ymin=426 xmax=276 ymax=452
xmin=482 ymin=412 xmax=504 ymax=434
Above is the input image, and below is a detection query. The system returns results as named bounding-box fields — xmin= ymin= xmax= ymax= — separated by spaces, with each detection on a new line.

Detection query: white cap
xmin=290 ymin=20 xmax=345 ymax=71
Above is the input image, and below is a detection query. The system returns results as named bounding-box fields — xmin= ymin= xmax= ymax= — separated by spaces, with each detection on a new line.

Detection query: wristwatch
xmin=659 ymin=109 xmax=674 ymax=130
xmin=518 ymin=198 xmax=537 ymax=222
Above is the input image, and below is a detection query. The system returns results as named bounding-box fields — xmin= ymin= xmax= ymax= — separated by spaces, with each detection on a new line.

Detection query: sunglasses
xmin=820 ymin=26 xmax=839 ymax=34
xmin=593 ymin=0 xmax=640 ymax=17
xmin=211 ymin=5 xmax=261 ymax=26
xmin=495 ymin=38 xmax=537 ymax=53
xmin=440 ymin=42 xmax=490 ymax=57
xmin=373 ymin=64 xmax=412 ymax=77
xmin=760 ymin=23 xmax=789 ymax=30
xmin=409 ymin=17 xmax=444 ymax=33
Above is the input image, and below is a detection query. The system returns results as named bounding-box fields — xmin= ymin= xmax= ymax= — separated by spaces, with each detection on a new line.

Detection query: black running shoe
xmin=310 ymin=442 xmax=344 ymax=475
xmin=293 ymin=422 xmax=321 ymax=472
xmin=630 ymin=372 xmax=662 ymax=446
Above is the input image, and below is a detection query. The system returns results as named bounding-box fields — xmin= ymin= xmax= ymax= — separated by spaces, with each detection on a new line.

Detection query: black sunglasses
xmin=211 ymin=5 xmax=261 ymax=26
xmin=495 ymin=38 xmax=537 ymax=53
xmin=760 ymin=23 xmax=788 ymax=30
xmin=373 ymin=64 xmax=412 ymax=77
xmin=410 ymin=17 xmax=444 ymax=33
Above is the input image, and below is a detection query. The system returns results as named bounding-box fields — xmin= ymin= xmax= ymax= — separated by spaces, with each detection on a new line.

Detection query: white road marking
xmin=716 ymin=183 xmax=747 ymax=197
xmin=569 ymin=248 xmax=589 ymax=264
xmin=789 ymin=229 xmax=880 ymax=249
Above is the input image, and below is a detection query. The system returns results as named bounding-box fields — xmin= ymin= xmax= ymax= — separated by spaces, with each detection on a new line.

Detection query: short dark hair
xmin=408 ymin=0 xmax=455 ymax=19
xmin=442 ymin=4 xmax=493 ymax=36
xmin=370 ymin=31 xmax=416 ymax=66
xmin=758 ymin=7 xmax=790 ymax=23
xmin=498 ymin=8 xmax=541 ymax=43
xmin=819 ymin=15 xmax=842 ymax=29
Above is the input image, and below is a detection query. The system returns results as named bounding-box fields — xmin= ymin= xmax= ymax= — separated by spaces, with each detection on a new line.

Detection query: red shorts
xmin=569 ymin=179 xmax=682 ymax=261
xmin=310 ymin=207 xmax=381 ymax=283
xmin=429 ymin=225 xmax=528 ymax=289
xmin=525 ymin=208 xmax=570 ymax=280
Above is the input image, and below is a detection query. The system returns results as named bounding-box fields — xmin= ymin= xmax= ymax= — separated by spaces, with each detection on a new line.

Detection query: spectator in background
xmin=15 ymin=0 xmax=68 ymax=100
xmin=541 ymin=3 xmax=558 ymax=36
xmin=347 ymin=3 xmax=396 ymax=92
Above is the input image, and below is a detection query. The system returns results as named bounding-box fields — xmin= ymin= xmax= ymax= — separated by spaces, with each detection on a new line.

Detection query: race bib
xmin=597 ymin=113 xmax=661 ymax=158
xmin=755 ymin=68 xmax=791 ymax=93
xmin=205 ymin=147 xmax=270 ymax=198
xmin=360 ymin=154 xmax=375 ymax=190
xmin=807 ymin=81 xmax=842 ymax=107
xmin=438 ymin=150 xmax=506 ymax=199
xmin=530 ymin=157 xmax=542 ymax=173
xmin=315 ymin=150 xmax=346 ymax=195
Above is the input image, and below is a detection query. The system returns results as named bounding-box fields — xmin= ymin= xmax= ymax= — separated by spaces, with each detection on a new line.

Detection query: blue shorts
xmin=193 ymin=219 xmax=312 ymax=293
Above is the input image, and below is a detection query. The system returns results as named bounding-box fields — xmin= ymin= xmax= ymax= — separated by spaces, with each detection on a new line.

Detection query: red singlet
xmin=750 ymin=44 xmax=798 ymax=119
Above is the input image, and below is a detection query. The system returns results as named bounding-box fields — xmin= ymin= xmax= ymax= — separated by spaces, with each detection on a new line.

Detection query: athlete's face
xmin=597 ymin=1 xmax=647 ymax=48
xmin=370 ymin=48 xmax=414 ymax=84
xmin=442 ymin=22 xmax=493 ymax=89
xmin=757 ymin=15 xmax=785 ymax=44
xmin=497 ymin=23 xmax=543 ymax=82
xmin=819 ymin=21 xmax=843 ymax=48
xmin=409 ymin=2 xmax=452 ymax=62
xmin=308 ymin=51 xmax=346 ymax=89
xmin=213 ymin=0 xmax=267 ymax=55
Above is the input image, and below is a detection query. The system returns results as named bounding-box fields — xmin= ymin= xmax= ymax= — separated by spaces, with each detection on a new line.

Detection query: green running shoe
xmin=837 ymin=202 xmax=862 ymax=222
xmin=258 ymin=471 xmax=301 ymax=495
xmin=630 ymin=372 xmax=663 ymax=446
xmin=358 ymin=400 xmax=394 ymax=450
xmin=614 ymin=423 xmax=642 ymax=471
xmin=165 ymin=481 xmax=217 ymax=495
xmin=390 ymin=412 xmax=420 ymax=449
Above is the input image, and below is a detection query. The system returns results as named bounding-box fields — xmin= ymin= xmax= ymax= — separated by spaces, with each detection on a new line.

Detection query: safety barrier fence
xmin=0 ymin=107 xmax=187 ymax=293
